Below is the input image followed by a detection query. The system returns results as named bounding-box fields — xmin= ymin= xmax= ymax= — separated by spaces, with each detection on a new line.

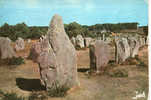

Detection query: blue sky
xmin=0 ymin=0 xmax=148 ymax=26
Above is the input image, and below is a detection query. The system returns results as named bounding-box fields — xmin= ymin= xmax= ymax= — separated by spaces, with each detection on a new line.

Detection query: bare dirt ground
xmin=0 ymin=41 xmax=148 ymax=100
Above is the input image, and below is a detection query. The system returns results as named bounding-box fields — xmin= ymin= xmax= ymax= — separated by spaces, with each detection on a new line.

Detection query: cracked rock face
xmin=30 ymin=14 xmax=79 ymax=90
xmin=15 ymin=37 xmax=25 ymax=51
xmin=115 ymin=37 xmax=131 ymax=64
xmin=89 ymin=40 xmax=111 ymax=73
xmin=76 ymin=35 xmax=85 ymax=48
xmin=146 ymin=36 xmax=149 ymax=45
xmin=0 ymin=37 xmax=15 ymax=59
xmin=71 ymin=37 xmax=76 ymax=46
xmin=128 ymin=37 xmax=140 ymax=58
xmin=84 ymin=37 xmax=92 ymax=47
xmin=115 ymin=36 xmax=142 ymax=64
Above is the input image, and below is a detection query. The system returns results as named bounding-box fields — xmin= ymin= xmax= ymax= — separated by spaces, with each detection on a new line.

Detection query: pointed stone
xmin=30 ymin=14 xmax=79 ymax=90
xmin=47 ymin=14 xmax=79 ymax=88
xmin=128 ymin=37 xmax=140 ymax=58
xmin=115 ymin=37 xmax=131 ymax=64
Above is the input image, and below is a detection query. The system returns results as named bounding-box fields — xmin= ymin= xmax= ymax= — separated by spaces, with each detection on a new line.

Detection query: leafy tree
xmin=13 ymin=22 xmax=30 ymax=39
xmin=65 ymin=22 xmax=85 ymax=38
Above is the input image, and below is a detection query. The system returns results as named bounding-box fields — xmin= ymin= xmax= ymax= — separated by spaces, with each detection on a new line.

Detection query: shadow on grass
xmin=77 ymin=68 xmax=89 ymax=72
xmin=16 ymin=78 xmax=46 ymax=91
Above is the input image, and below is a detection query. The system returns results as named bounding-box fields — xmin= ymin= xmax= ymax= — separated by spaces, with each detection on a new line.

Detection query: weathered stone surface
xmin=139 ymin=37 xmax=146 ymax=46
xmin=30 ymin=37 xmax=57 ymax=88
xmin=128 ymin=37 xmax=140 ymax=57
xmin=115 ymin=36 xmax=144 ymax=64
xmin=102 ymin=34 xmax=105 ymax=41
xmin=115 ymin=37 xmax=131 ymax=64
xmin=89 ymin=40 xmax=111 ymax=73
xmin=76 ymin=35 xmax=84 ymax=48
xmin=15 ymin=37 xmax=25 ymax=51
xmin=71 ymin=37 xmax=76 ymax=46
xmin=27 ymin=39 xmax=31 ymax=43
xmin=0 ymin=37 xmax=15 ymax=59
xmin=30 ymin=14 xmax=79 ymax=90
xmin=146 ymin=36 xmax=149 ymax=45
xmin=90 ymin=39 xmax=96 ymax=46
xmin=84 ymin=37 xmax=92 ymax=47
xmin=6 ymin=37 xmax=11 ymax=43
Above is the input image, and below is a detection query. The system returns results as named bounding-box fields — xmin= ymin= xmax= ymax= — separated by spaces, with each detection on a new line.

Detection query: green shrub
xmin=108 ymin=60 xmax=116 ymax=66
xmin=108 ymin=68 xmax=128 ymax=77
xmin=0 ymin=90 xmax=25 ymax=100
xmin=8 ymin=57 xmax=25 ymax=65
xmin=28 ymin=92 xmax=48 ymax=100
xmin=47 ymin=82 xmax=69 ymax=97
xmin=75 ymin=45 xmax=87 ymax=50
xmin=137 ymin=61 xmax=147 ymax=68
xmin=134 ymin=55 xmax=147 ymax=68
xmin=122 ymin=57 xmax=139 ymax=65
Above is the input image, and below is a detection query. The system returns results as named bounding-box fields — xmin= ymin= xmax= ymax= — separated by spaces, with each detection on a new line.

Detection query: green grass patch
xmin=8 ymin=57 xmax=25 ymax=65
xmin=0 ymin=90 xmax=25 ymax=100
xmin=47 ymin=82 xmax=69 ymax=97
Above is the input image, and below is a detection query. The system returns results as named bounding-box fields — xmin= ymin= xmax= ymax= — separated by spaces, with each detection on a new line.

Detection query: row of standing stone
xmin=0 ymin=14 xmax=148 ymax=91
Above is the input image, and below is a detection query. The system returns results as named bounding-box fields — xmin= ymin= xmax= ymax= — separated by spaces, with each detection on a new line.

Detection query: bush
xmin=137 ymin=61 xmax=147 ymax=68
xmin=75 ymin=45 xmax=87 ymax=50
xmin=122 ymin=57 xmax=139 ymax=65
xmin=108 ymin=68 xmax=128 ymax=77
xmin=0 ymin=23 xmax=47 ymax=41
xmin=28 ymin=92 xmax=48 ymax=100
xmin=0 ymin=90 xmax=25 ymax=100
xmin=47 ymin=82 xmax=69 ymax=97
xmin=8 ymin=57 xmax=25 ymax=65
xmin=108 ymin=60 xmax=116 ymax=66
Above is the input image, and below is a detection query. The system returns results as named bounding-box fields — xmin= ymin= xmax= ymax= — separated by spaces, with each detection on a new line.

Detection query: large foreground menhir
xmin=30 ymin=14 xmax=79 ymax=90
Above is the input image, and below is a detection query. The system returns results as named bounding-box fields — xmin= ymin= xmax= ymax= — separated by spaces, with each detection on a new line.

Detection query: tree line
xmin=0 ymin=22 xmax=141 ymax=41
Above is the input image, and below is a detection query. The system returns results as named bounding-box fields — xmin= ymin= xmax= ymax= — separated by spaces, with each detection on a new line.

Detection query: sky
xmin=0 ymin=0 xmax=148 ymax=26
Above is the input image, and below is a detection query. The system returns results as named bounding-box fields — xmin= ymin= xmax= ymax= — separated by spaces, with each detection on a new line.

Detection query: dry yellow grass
xmin=0 ymin=41 xmax=148 ymax=100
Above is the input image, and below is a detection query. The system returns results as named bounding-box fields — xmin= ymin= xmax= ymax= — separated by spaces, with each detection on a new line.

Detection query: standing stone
xmin=6 ymin=37 xmax=11 ymax=43
xmin=71 ymin=37 xmax=76 ymax=46
xmin=89 ymin=40 xmax=111 ymax=73
xmin=84 ymin=37 xmax=92 ymax=47
xmin=27 ymin=39 xmax=31 ymax=43
xmin=102 ymin=34 xmax=105 ymax=41
xmin=30 ymin=37 xmax=57 ymax=88
xmin=90 ymin=38 xmax=96 ymax=46
xmin=0 ymin=37 xmax=15 ymax=59
xmin=30 ymin=14 xmax=79 ymax=90
xmin=128 ymin=37 xmax=140 ymax=57
xmin=139 ymin=37 xmax=145 ymax=46
xmin=146 ymin=36 xmax=149 ymax=45
xmin=15 ymin=37 xmax=25 ymax=51
xmin=115 ymin=37 xmax=131 ymax=64
xmin=76 ymin=35 xmax=84 ymax=48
